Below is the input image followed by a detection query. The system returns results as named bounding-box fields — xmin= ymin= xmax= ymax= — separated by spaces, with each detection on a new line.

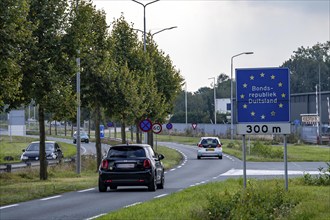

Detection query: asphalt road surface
xmin=0 ymin=140 xmax=327 ymax=220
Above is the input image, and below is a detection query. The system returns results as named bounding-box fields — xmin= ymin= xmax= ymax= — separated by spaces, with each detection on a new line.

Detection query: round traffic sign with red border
xmin=152 ymin=123 xmax=162 ymax=134
xmin=139 ymin=119 xmax=152 ymax=132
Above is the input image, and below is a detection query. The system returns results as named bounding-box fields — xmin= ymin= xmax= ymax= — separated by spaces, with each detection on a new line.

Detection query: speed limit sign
xmin=152 ymin=123 xmax=162 ymax=134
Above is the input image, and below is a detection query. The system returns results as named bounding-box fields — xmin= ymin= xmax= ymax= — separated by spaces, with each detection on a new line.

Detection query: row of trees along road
xmin=0 ymin=0 xmax=183 ymax=180
xmin=171 ymin=41 xmax=329 ymax=124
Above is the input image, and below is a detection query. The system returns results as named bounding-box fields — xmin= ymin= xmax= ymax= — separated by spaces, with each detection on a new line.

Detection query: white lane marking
xmin=40 ymin=195 xmax=62 ymax=201
xmin=125 ymin=202 xmax=141 ymax=208
xmin=81 ymin=145 xmax=87 ymax=154
xmin=78 ymin=188 xmax=95 ymax=193
xmin=220 ymin=169 xmax=323 ymax=176
xmin=170 ymin=168 xmax=176 ymax=171
xmin=154 ymin=194 xmax=168 ymax=199
xmin=0 ymin=204 xmax=19 ymax=210
xmin=85 ymin=213 xmax=107 ymax=220
xmin=177 ymin=166 xmax=182 ymax=169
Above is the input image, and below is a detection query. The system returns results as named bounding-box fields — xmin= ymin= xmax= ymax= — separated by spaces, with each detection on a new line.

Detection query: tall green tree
xmin=0 ymin=0 xmax=32 ymax=110
xmin=108 ymin=16 xmax=146 ymax=143
xmin=281 ymin=41 xmax=330 ymax=93
xmin=20 ymin=0 xmax=72 ymax=180
xmin=66 ymin=0 xmax=111 ymax=169
xmin=146 ymin=35 xmax=184 ymax=121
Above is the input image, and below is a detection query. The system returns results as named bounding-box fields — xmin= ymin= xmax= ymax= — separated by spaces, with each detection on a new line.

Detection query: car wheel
xmin=148 ymin=174 xmax=157 ymax=192
xmin=197 ymin=156 xmax=201 ymax=159
xmin=98 ymin=177 xmax=107 ymax=192
xmin=86 ymin=140 xmax=89 ymax=143
xmin=219 ymin=155 xmax=223 ymax=159
xmin=73 ymin=140 xmax=76 ymax=144
xmin=157 ymin=173 xmax=164 ymax=189
xmin=110 ymin=185 xmax=117 ymax=190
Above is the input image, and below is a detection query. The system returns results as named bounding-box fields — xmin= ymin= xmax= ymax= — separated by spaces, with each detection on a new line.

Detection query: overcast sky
xmin=94 ymin=0 xmax=330 ymax=92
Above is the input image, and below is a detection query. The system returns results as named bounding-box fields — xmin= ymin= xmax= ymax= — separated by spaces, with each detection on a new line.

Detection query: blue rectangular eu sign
xmin=236 ymin=68 xmax=290 ymax=123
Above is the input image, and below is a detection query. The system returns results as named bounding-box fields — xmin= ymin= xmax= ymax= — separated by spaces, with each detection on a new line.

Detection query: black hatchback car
xmin=20 ymin=141 xmax=64 ymax=162
xmin=98 ymin=144 xmax=165 ymax=192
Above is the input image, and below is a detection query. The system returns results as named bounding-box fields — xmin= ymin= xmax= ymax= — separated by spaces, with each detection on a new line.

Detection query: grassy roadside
xmin=99 ymin=178 xmax=330 ymax=220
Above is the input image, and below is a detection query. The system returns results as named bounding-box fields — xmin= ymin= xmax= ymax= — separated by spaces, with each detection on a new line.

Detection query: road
xmin=0 ymin=140 xmax=327 ymax=220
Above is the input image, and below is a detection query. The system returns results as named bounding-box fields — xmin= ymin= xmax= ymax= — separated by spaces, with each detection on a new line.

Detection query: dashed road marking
xmin=40 ymin=195 xmax=62 ymax=201
xmin=78 ymin=188 xmax=95 ymax=193
xmin=154 ymin=194 xmax=168 ymax=198
xmin=125 ymin=202 xmax=141 ymax=208
xmin=85 ymin=213 xmax=107 ymax=220
xmin=0 ymin=204 xmax=19 ymax=210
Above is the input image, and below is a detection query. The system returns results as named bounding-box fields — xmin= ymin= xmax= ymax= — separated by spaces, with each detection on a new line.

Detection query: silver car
xmin=197 ymin=137 xmax=222 ymax=159
xmin=73 ymin=131 xmax=89 ymax=144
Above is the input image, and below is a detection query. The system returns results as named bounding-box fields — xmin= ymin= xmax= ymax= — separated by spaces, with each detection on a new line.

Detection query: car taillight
xmin=101 ymin=159 xmax=108 ymax=169
xmin=217 ymin=144 xmax=222 ymax=148
xmin=143 ymin=159 xmax=151 ymax=168
xmin=198 ymin=144 xmax=203 ymax=148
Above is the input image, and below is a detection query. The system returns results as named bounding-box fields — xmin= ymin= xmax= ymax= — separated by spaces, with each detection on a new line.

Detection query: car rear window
xmin=200 ymin=138 xmax=219 ymax=147
xmin=108 ymin=146 xmax=146 ymax=158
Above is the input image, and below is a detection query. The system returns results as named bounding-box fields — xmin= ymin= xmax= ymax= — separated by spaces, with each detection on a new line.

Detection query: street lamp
xmin=209 ymin=77 xmax=216 ymax=124
xmin=133 ymin=26 xmax=178 ymax=41
xmin=152 ymin=26 xmax=177 ymax=38
xmin=230 ymin=52 xmax=254 ymax=140
xmin=132 ymin=0 xmax=160 ymax=52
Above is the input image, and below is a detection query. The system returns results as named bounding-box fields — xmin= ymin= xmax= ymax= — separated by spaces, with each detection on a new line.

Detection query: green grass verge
xmin=99 ymin=178 xmax=330 ymax=220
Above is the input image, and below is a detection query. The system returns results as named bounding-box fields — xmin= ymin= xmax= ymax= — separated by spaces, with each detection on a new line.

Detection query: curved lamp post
xmin=132 ymin=0 xmax=160 ymax=52
xmin=230 ymin=52 xmax=254 ymax=140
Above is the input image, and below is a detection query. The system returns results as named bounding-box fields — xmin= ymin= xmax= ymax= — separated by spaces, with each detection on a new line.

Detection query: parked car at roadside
xmin=98 ymin=144 xmax=165 ymax=192
xmin=73 ymin=131 xmax=89 ymax=144
xmin=20 ymin=141 xmax=64 ymax=162
xmin=197 ymin=137 xmax=223 ymax=159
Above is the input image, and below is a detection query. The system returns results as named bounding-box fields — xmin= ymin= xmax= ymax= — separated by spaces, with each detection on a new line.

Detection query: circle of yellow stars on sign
xmin=240 ymin=71 xmax=288 ymax=120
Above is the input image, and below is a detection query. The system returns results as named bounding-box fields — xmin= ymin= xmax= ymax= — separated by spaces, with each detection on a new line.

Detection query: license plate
xmin=206 ymin=149 xmax=214 ymax=151
xmin=117 ymin=163 xmax=135 ymax=168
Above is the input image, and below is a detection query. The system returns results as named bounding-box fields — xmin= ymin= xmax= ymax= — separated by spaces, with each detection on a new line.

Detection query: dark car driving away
xmin=98 ymin=144 xmax=165 ymax=192
xmin=20 ymin=141 xmax=64 ymax=162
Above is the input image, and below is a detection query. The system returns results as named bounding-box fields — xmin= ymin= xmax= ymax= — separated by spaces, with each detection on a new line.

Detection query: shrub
xmin=226 ymin=141 xmax=241 ymax=150
xmin=303 ymin=162 xmax=330 ymax=186
xmin=206 ymin=181 xmax=299 ymax=220
xmin=251 ymin=141 xmax=283 ymax=159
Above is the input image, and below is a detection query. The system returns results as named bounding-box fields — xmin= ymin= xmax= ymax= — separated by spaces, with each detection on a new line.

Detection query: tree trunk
xmin=38 ymin=106 xmax=47 ymax=180
xmin=114 ymin=122 xmax=117 ymax=140
xmin=121 ymin=121 xmax=126 ymax=144
xmin=64 ymin=120 xmax=67 ymax=136
xmin=147 ymin=131 xmax=154 ymax=148
xmin=71 ymin=122 xmax=73 ymax=137
xmin=130 ymin=125 xmax=133 ymax=142
xmin=135 ymin=123 xmax=141 ymax=143
xmin=55 ymin=121 xmax=57 ymax=135
xmin=94 ymin=106 xmax=102 ymax=172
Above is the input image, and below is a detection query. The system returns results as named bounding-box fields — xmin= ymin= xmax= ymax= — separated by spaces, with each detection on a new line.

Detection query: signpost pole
xmin=243 ymin=134 xmax=247 ymax=188
xmin=284 ymin=134 xmax=288 ymax=191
